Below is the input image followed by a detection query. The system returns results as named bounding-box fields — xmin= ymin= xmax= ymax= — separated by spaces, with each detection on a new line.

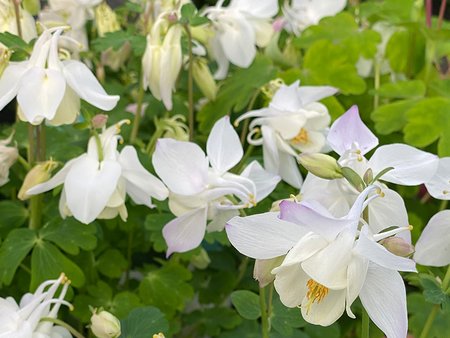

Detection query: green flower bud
xmin=90 ymin=309 xmax=121 ymax=338
xmin=192 ymin=57 xmax=217 ymax=101
xmin=18 ymin=160 xmax=58 ymax=200
xmin=297 ymin=153 xmax=343 ymax=180
xmin=380 ymin=237 xmax=415 ymax=258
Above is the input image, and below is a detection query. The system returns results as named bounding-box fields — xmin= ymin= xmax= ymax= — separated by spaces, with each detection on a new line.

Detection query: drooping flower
xmin=226 ymin=186 xmax=415 ymax=338
xmin=0 ymin=273 xmax=73 ymax=337
xmin=414 ymin=210 xmax=450 ymax=267
xmin=282 ymin=0 xmax=347 ymax=36
xmin=235 ymin=80 xmax=337 ymax=188
xmin=204 ymin=0 xmax=278 ymax=79
xmin=0 ymin=132 xmax=18 ymax=187
xmin=152 ymin=115 xmax=280 ymax=255
xmin=0 ymin=27 xmax=119 ymax=126
xmin=28 ymin=120 xmax=168 ymax=224
xmin=142 ymin=12 xmax=183 ymax=110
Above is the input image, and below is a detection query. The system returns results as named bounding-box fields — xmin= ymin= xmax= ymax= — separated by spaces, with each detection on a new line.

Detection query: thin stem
xmin=234 ymin=144 xmax=254 ymax=174
xmin=442 ymin=264 xmax=450 ymax=290
xmin=373 ymin=60 xmax=381 ymax=110
xmin=259 ymin=286 xmax=269 ymax=338
xmin=17 ymin=154 xmax=30 ymax=171
xmin=28 ymin=125 xmax=45 ymax=230
xmin=11 ymin=0 xmax=23 ymax=38
xmin=234 ymin=256 xmax=249 ymax=287
xmin=40 ymin=318 xmax=85 ymax=338
xmin=419 ymin=305 xmax=439 ymax=338
xmin=130 ymin=73 xmax=145 ymax=144
xmin=184 ymin=24 xmax=195 ymax=141
xmin=438 ymin=0 xmax=447 ymax=29
xmin=361 ymin=307 xmax=370 ymax=338
xmin=92 ymin=129 xmax=104 ymax=162
xmin=426 ymin=0 xmax=433 ymax=28
xmin=439 ymin=200 xmax=448 ymax=211
xmin=145 ymin=125 xmax=164 ymax=155
xmin=267 ymin=283 xmax=274 ymax=330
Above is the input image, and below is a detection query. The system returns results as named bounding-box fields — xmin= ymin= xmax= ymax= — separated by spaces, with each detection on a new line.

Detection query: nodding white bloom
xmin=0 ymin=0 xmax=37 ymax=42
xmin=46 ymin=0 xmax=101 ymax=31
xmin=301 ymin=105 xmax=439 ymax=238
xmin=28 ymin=120 xmax=168 ymax=224
xmin=142 ymin=13 xmax=182 ymax=111
xmin=152 ymin=116 xmax=280 ymax=255
xmin=204 ymin=0 xmax=278 ymax=79
xmin=0 ymin=28 xmax=119 ymax=126
xmin=414 ymin=210 xmax=450 ymax=267
xmin=227 ymin=186 xmax=416 ymax=338
xmin=0 ymin=132 xmax=18 ymax=187
xmin=235 ymin=80 xmax=337 ymax=188
xmin=0 ymin=273 xmax=73 ymax=338
xmin=282 ymin=0 xmax=347 ymax=36
xmin=425 ymin=157 xmax=450 ymax=200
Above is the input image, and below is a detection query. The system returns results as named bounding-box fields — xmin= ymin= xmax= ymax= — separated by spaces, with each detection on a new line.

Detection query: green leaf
xmin=92 ymin=30 xmax=146 ymax=56
xmin=230 ymin=290 xmax=261 ymax=320
xmin=139 ymin=262 xmax=194 ymax=316
xmin=31 ymin=241 xmax=85 ymax=289
xmin=218 ymin=320 xmax=260 ymax=338
xmin=184 ymin=307 xmax=242 ymax=336
xmin=0 ymin=32 xmax=31 ymax=53
xmin=180 ymin=3 xmax=196 ymax=20
xmin=371 ymin=99 xmax=418 ymax=135
xmin=0 ymin=201 xmax=29 ymax=231
xmin=385 ymin=29 xmax=425 ymax=75
xmin=97 ymin=249 xmax=128 ymax=278
xmin=304 ymin=323 xmax=341 ymax=338
xmin=120 ymin=306 xmax=169 ymax=338
xmin=372 ymin=80 xmax=426 ymax=99
xmin=419 ymin=274 xmax=450 ymax=305
xmin=302 ymin=40 xmax=366 ymax=95
xmin=144 ymin=213 xmax=173 ymax=252
xmin=39 ymin=218 xmax=97 ymax=255
xmin=197 ymin=55 xmax=276 ymax=133
xmin=271 ymin=296 xmax=306 ymax=336
xmin=0 ymin=228 xmax=36 ymax=286
xmin=110 ymin=292 xmax=143 ymax=319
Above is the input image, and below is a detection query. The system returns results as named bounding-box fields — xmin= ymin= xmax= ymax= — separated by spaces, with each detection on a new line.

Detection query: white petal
xmin=307 ymin=0 xmax=347 ymax=21
xmin=226 ymin=212 xmax=308 ymax=259
xmin=119 ymin=146 xmax=168 ymax=205
xmin=414 ymin=210 xmax=450 ymax=267
xmin=163 ymin=207 xmax=207 ymax=256
xmin=64 ymin=155 xmax=122 ymax=224
xmin=17 ymin=68 xmax=66 ymax=123
xmin=359 ymin=263 xmax=408 ymax=338
xmin=297 ymin=85 xmax=338 ymax=106
xmin=207 ymin=116 xmax=243 ymax=174
xmin=270 ymin=82 xmax=303 ymax=113
xmin=425 ymin=157 xmax=450 ymax=200
xmin=169 ymin=193 xmax=207 ymax=217
xmin=211 ymin=36 xmax=230 ymax=80
xmin=63 ymin=60 xmax=119 ymax=111
xmin=251 ymin=19 xmax=274 ymax=47
xmin=207 ymin=209 xmax=240 ymax=232
xmin=278 ymin=150 xmax=303 ymax=188
xmin=327 ymin=106 xmax=378 ymax=156
xmin=354 ymin=227 xmax=416 ymax=272
xmin=301 ymin=288 xmax=346 ymax=326
xmin=261 ymin=125 xmax=280 ymax=174
xmin=240 ymin=160 xmax=280 ymax=201
xmin=346 ymin=254 xmax=369 ymax=318
xmin=46 ymin=86 xmax=80 ymax=126
xmin=273 ymin=263 xmax=308 ymax=308
xmin=0 ymin=63 xmax=28 ymax=111
xmin=369 ymin=144 xmax=439 ymax=185
xmin=230 ymin=0 xmax=278 ymax=18
xmin=152 ymin=138 xmax=208 ymax=195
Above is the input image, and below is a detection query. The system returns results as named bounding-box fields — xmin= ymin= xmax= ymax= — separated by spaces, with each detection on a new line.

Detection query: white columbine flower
xmin=152 ymin=115 xmax=280 ymax=255
xmin=282 ymin=0 xmax=347 ymax=36
xmin=0 ymin=132 xmax=18 ymax=187
xmin=142 ymin=13 xmax=182 ymax=111
xmin=204 ymin=0 xmax=278 ymax=79
xmin=0 ymin=28 xmax=119 ymax=126
xmin=301 ymin=105 xmax=439 ymax=238
xmin=414 ymin=210 xmax=450 ymax=267
xmin=226 ymin=186 xmax=416 ymax=338
xmin=235 ymin=80 xmax=337 ymax=188
xmin=28 ymin=120 xmax=168 ymax=224
xmin=0 ymin=273 xmax=73 ymax=337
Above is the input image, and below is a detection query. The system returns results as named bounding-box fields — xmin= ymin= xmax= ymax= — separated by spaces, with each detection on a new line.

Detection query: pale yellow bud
xmin=191 ymin=247 xmax=211 ymax=269
xmin=153 ymin=333 xmax=166 ymax=338
xmin=92 ymin=114 xmax=109 ymax=129
xmin=261 ymin=79 xmax=284 ymax=100
xmin=90 ymin=309 xmax=121 ymax=338
xmin=297 ymin=153 xmax=343 ymax=180
xmin=95 ymin=3 xmax=121 ymax=37
xmin=254 ymin=256 xmax=285 ymax=288
xmin=380 ymin=237 xmax=415 ymax=257
xmin=192 ymin=57 xmax=217 ymax=101
xmin=19 ymin=160 xmax=58 ymax=200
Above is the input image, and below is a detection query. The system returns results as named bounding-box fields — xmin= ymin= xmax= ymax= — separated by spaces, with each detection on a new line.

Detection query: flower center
xmin=291 ymin=128 xmax=309 ymax=144
xmin=305 ymin=279 xmax=329 ymax=314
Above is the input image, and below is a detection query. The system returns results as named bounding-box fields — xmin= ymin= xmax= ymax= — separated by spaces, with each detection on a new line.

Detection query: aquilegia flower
xmin=235 ymin=80 xmax=337 ymax=188
xmin=152 ymin=115 xmax=280 ymax=255
xmin=227 ymin=186 xmax=415 ymax=338
xmin=0 ymin=27 xmax=119 ymax=126
xmin=28 ymin=120 xmax=168 ymax=224
xmin=0 ymin=273 xmax=73 ymax=337
xmin=204 ymin=0 xmax=278 ymax=79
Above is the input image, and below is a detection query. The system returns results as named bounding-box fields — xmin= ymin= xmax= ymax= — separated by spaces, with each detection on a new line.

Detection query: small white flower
xmin=0 ymin=28 xmax=119 ymax=126
xmin=152 ymin=115 xmax=280 ymax=255
xmin=28 ymin=120 xmax=168 ymax=224
xmin=0 ymin=273 xmax=73 ymax=338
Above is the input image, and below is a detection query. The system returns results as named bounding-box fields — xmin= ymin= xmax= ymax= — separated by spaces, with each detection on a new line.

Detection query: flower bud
xmin=92 ymin=114 xmax=109 ymax=129
xmin=155 ymin=115 xmax=189 ymax=142
xmin=380 ymin=237 xmax=415 ymax=258
xmin=90 ymin=309 xmax=121 ymax=338
xmin=192 ymin=57 xmax=217 ymax=101
xmin=261 ymin=78 xmax=284 ymax=100
xmin=253 ymin=256 xmax=285 ymax=288
xmin=95 ymin=3 xmax=120 ymax=37
xmin=19 ymin=160 xmax=58 ymax=200
xmin=297 ymin=153 xmax=343 ymax=180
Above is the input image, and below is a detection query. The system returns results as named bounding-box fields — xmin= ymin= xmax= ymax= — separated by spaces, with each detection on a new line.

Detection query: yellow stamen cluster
xmin=305 ymin=279 xmax=329 ymax=314
xmin=291 ymin=128 xmax=309 ymax=145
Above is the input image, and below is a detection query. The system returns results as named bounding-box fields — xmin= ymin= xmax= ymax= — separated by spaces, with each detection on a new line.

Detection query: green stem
xmin=130 ymin=73 xmax=145 ymax=144
xmin=267 ymin=283 xmax=274 ymax=330
xmin=11 ymin=0 xmax=22 ymax=38
xmin=442 ymin=264 xmax=450 ymax=290
xmin=184 ymin=24 xmax=195 ymax=141
xmin=419 ymin=305 xmax=439 ymax=338
xmin=373 ymin=59 xmax=380 ymax=110
xmin=92 ymin=129 xmax=104 ymax=162
xmin=439 ymin=200 xmax=448 ymax=211
xmin=17 ymin=154 xmax=30 ymax=171
xmin=361 ymin=307 xmax=370 ymax=338
xmin=28 ymin=125 xmax=45 ymax=230
xmin=234 ymin=144 xmax=255 ymax=174
xmin=145 ymin=125 xmax=164 ymax=155
xmin=259 ymin=286 xmax=270 ymax=338
xmin=40 ymin=318 xmax=85 ymax=338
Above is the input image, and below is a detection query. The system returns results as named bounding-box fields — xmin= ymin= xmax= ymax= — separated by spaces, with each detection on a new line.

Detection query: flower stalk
xmin=130 ymin=73 xmax=145 ymax=144
xmin=259 ymin=286 xmax=270 ymax=338
xmin=40 ymin=318 xmax=86 ymax=338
